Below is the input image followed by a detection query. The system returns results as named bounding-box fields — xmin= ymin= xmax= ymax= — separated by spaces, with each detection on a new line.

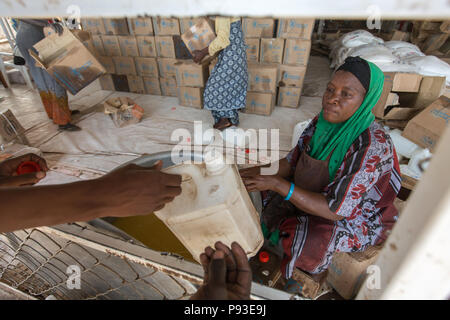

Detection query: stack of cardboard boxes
xmin=372 ymin=72 xmax=446 ymax=126
xmin=80 ymin=17 xmax=315 ymax=115
xmin=243 ymin=18 xmax=315 ymax=115
xmin=411 ymin=20 xmax=450 ymax=59
xmin=81 ymin=17 xmax=192 ymax=98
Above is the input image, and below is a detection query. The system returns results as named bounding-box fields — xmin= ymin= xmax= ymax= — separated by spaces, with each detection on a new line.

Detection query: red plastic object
xmin=259 ymin=251 xmax=270 ymax=263
xmin=16 ymin=161 xmax=41 ymax=175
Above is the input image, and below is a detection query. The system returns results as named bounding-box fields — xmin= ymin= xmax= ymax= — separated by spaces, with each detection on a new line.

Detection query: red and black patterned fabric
xmin=274 ymin=117 xmax=401 ymax=277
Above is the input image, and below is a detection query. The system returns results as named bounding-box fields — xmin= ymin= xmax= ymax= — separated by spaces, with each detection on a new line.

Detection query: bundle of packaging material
xmin=329 ymin=29 xmax=450 ymax=86
xmin=103 ymin=97 xmax=144 ymax=128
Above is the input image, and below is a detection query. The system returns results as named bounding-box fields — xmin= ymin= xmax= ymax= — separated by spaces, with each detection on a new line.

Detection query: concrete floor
xmin=0 ymin=55 xmax=331 ymax=186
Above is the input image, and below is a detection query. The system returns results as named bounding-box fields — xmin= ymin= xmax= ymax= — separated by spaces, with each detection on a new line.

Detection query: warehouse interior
xmin=0 ymin=1 xmax=449 ymax=301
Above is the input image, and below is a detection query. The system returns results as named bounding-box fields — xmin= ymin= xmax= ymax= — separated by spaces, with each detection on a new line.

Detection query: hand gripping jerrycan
xmin=154 ymin=151 xmax=264 ymax=263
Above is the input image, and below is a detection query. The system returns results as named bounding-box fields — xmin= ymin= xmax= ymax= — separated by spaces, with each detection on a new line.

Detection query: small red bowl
xmin=16 ymin=161 xmax=41 ymax=175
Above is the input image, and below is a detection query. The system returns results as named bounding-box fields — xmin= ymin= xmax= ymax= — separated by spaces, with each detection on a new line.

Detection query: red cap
xmin=259 ymin=251 xmax=270 ymax=263
xmin=16 ymin=161 xmax=41 ymax=175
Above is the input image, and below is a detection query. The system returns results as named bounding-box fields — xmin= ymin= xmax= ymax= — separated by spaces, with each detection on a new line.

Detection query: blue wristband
xmin=284 ymin=182 xmax=295 ymax=201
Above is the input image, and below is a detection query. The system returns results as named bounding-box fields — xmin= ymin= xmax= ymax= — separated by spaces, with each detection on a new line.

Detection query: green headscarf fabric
xmin=308 ymin=60 xmax=385 ymax=181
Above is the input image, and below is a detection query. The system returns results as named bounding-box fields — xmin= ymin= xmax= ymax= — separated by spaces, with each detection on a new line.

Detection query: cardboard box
xmin=130 ymin=17 xmax=154 ymax=35
xmin=181 ymin=18 xmax=216 ymax=54
xmin=245 ymin=92 xmax=275 ymax=116
xmin=373 ymin=73 xmax=443 ymax=119
xmin=412 ymin=76 xmax=446 ymax=109
xmin=402 ymin=96 xmax=450 ymax=152
xmin=157 ymin=58 xmax=178 ymax=78
xmin=173 ymin=35 xmax=193 ymax=59
xmin=160 ymin=77 xmax=178 ymax=97
xmin=143 ymin=77 xmax=162 ymax=95
xmin=30 ymin=28 xmax=106 ymax=95
xmin=155 ymin=36 xmax=176 ymax=58
xmin=179 ymin=18 xmax=203 ymax=34
xmin=113 ymin=57 xmax=137 ymax=75
xmin=135 ymin=57 xmax=159 ymax=78
xmin=103 ymin=97 xmax=144 ymax=128
xmin=101 ymin=35 xmax=122 ymax=57
xmin=245 ymin=38 xmax=260 ymax=62
xmin=390 ymin=30 xmax=410 ymax=41
xmin=97 ymin=56 xmax=116 ymax=74
xmin=390 ymin=72 xmax=423 ymax=92
xmin=136 ymin=36 xmax=157 ymax=57
xmin=277 ymin=18 xmax=315 ymax=39
xmin=127 ymin=75 xmax=146 ymax=94
xmin=91 ymin=35 xmax=106 ymax=56
xmin=118 ymin=36 xmax=139 ymax=57
xmin=72 ymin=30 xmax=98 ymax=56
xmin=248 ymin=63 xmax=278 ymax=93
xmin=153 ymin=17 xmax=180 ymax=36
xmin=174 ymin=60 xmax=209 ymax=87
xmin=177 ymin=86 xmax=204 ymax=108
xmin=242 ymin=18 xmax=275 ymax=38
xmin=260 ymin=38 xmax=284 ymax=64
xmin=103 ymin=18 xmax=129 ymax=35
xmin=111 ymin=74 xmax=129 ymax=92
xmin=99 ymin=74 xmax=115 ymax=91
xmin=283 ymin=39 xmax=311 ymax=66
xmin=277 ymin=86 xmax=302 ymax=108
xmin=327 ymin=246 xmax=382 ymax=299
xmin=420 ymin=21 xmax=442 ymax=31
xmin=440 ymin=21 xmax=450 ymax=33
xmin=80 ymin=18 xmax=106 ymax=34
xmin=277 ymin=64 xmax=307 ymax=87
xmin=422 ymin=33 xmax=449 ymax=54
xmin=0 ymin=109 xmax=28 ymax=144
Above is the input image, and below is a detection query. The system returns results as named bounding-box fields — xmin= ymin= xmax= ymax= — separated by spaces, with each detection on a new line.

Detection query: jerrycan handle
xmin=162 ymin=164 xmax=204 ymax=203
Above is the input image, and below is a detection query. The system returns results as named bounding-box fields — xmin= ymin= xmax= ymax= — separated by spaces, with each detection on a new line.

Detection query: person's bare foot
xmin=213 ymin=118 xmax=232 ymax=131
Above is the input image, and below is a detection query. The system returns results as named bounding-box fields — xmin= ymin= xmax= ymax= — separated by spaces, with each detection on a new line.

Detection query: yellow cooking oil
xmin=112 ymin=213 xmax=197 ymax=263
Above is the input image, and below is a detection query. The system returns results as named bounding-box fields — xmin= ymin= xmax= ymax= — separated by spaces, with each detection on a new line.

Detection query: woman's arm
xmin=207 ymin=17 xmax=231 ymax=56
xmin=272 ymin=176 xmax=344 ymax=221
xmin=242 ymin=174 xmax=343 ymax=221
xmin=193 ymin=17 xmax=231 ymax=63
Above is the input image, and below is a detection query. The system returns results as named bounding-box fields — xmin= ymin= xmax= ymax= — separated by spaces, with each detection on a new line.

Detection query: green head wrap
xmin=308 ymin=57 xmax=385 ymax=181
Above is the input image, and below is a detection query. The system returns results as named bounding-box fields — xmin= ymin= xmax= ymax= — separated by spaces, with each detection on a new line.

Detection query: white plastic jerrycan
xmin=154 ymin=151 xmax=264 ymax=263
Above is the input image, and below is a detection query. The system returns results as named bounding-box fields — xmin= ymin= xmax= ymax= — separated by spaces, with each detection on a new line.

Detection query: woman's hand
xmin=242 ymin=174 xmax=281 ymax=192
xmin=239 ymin=166 xmax=261 ymax=178
xmin=0 ymin=153 xmax=49 ymax=187
xmin=193 ymin=47 xmax=209 ymax=64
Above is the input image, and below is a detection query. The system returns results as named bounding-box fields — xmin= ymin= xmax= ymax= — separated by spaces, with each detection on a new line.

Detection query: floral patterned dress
xmin=265 ymin=117 xmax=401 ymax=278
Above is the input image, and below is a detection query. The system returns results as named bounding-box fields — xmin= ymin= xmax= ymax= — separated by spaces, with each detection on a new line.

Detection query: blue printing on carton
xmin=430 ymin=108 xmax=449 ymax=124
xmin=253 ymin=75 xmax=271 ymax=84
xmin=53 ymin=71 xmax=77 ymax=94
xmin=135 ymin=20 xmax=149 ymax=28
xmin=284 ymin=73 xmax=301 ymax=81
xmin=184 ymin=92 xmax=199 ymax=101
xmin=249 ymin=99 xmax=267 ymax=109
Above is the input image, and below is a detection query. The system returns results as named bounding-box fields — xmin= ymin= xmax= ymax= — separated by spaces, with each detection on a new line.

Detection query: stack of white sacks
xmin=329 ymin=30 xmax=450 ymax=86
